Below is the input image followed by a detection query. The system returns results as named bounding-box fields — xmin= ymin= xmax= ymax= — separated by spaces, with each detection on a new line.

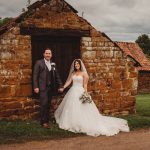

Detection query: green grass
xmin=120 ymin=115 xmax=150 ymax=130
xmin=0 ymin=121 xmax=83 ymax=144
xmin=0 ymin=94 xmax=150 ymax=144
xmin=120 ymin=93 xmax=150 ymax=130
xmin=136 ymin=94 xmax=150 ymax=116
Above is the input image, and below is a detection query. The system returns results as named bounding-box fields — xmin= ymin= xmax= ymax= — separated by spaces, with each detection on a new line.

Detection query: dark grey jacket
xmin=33 ymin=59 xmax=62 ymax=93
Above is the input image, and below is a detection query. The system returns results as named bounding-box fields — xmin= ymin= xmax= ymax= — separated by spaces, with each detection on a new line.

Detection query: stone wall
xmin=0 ymin=27 xmax=39 ymax=120
xmin=138 ymin=71 xmax=150 ymax=93
xmin=0 ymin=0 xmax=138 ymax=120
xmin=81 ymin=34 xmax=138 ymax=115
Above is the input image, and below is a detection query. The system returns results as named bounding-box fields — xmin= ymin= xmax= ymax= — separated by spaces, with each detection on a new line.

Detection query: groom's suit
xmin=33 ymin=59 xmax=62 ymax=124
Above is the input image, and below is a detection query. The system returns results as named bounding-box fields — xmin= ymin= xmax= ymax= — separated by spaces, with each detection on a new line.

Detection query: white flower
xmin=79 ymin=91 xmax=92 ymax=104
xmin=51 ymin=62 xmax=56 ymax=70
xmin=51 ymin=62 xmax=56 ymax=66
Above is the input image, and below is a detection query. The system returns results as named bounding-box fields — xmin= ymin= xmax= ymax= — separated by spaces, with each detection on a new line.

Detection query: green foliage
xmin=0 ymin=17 xmax=13 ymax=27
xmin=136 ymin=34 xmax=150 ymax=58
xmin=0 ymin=1 xmax=32 ymax=27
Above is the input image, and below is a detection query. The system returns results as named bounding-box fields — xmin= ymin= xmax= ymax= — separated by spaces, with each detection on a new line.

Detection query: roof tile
xmin=116 ymin=42 xmax=150 ymax=71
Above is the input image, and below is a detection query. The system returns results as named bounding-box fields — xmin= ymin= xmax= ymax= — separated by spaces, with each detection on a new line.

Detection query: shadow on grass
xmin=0 ymin=120 xmax=84 ymax=144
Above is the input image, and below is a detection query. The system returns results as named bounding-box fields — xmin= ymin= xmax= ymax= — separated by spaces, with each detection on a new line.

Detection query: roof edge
xmin=0 ymin=0 xmax=78 ymax=36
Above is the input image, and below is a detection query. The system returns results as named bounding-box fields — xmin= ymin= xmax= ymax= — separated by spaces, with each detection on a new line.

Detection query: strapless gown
xmin=54 ymin=75 xmax=129 ymax=136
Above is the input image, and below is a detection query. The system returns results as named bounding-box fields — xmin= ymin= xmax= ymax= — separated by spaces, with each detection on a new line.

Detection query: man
xmin=33 ymin=48 xmax=63 ymax=128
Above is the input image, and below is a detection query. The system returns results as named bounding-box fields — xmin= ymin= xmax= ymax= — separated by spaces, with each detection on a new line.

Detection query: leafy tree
xmin=0 ymin=1 xmax=31 ymax=27
xmin=136 ymin=34 xmax=150 ymax=58
xmin=0 ymin=17 xmax=13 ymax=27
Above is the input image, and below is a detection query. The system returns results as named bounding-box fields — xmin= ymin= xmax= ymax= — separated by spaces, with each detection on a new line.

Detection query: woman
xmin=54 ymin=59 xmax=129 ymax=137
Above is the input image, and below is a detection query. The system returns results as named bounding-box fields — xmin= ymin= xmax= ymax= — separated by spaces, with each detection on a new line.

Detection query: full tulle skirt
xmin=54 ymin=85 xmax=129 ymax=137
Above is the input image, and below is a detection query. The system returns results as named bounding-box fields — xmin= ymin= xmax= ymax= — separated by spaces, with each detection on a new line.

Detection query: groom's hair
xmin=43 ymin=48 xmax=52 ymax=53
xmin=74 ymin=59 xmax=82 ymax=71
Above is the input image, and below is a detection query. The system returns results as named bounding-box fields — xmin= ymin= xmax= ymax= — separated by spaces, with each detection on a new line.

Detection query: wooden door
xmin=31 ymin=36 xmax=80 ymax=84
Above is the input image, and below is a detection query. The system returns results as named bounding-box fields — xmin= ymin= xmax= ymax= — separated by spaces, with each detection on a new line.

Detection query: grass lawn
xmin=136 ymin=94 xmax=150 ymax=116
xmin=120 ymin=94 xmax=150 ymax=130
xmin=0 ymin=94 xmax=150 ymax=144
xmin=0 ymin=121 xmax=84 ymax=144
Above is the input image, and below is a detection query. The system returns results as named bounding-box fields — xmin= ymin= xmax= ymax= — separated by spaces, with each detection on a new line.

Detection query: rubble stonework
xmin=0 ymin=0 xmax=138 ymax=120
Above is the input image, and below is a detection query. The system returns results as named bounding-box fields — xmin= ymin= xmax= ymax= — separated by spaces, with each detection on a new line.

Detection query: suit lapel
xmin=41 ymin=59 xmax=47 ymax=70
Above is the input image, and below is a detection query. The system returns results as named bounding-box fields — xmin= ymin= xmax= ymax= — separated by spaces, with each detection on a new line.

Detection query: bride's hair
xmin=74 ymin=59 xmax=81 ymax=71
xmin=65 ymin=59 xmax=89 ymax=85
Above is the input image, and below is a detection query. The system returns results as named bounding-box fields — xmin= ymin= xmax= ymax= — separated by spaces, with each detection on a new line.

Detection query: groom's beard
xmin=45 ymin=57 xmax=51 ymax=61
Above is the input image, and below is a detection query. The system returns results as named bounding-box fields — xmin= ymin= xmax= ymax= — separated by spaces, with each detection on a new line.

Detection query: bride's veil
xmin=65 ymin=59 xmax=89 ymax=84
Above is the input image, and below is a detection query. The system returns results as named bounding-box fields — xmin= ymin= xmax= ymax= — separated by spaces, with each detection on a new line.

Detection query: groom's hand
xmin=58 ymin=88 xmax=64 ymax=93
xmin=34 ymin=88 xmax=39 ymax=94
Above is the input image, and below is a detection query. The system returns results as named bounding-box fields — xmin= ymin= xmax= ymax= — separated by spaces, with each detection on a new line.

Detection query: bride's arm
xmin=83 ymin=73 xmax=89 ymax=92
xmin=63 ymin=74 xmax=73 ymax=89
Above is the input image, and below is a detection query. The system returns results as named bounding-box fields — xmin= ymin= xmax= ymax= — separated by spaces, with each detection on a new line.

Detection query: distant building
xmin=116 ymin=42 xmax=150 ymax=93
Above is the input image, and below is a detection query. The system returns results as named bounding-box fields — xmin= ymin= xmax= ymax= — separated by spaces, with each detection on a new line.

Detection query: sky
xmin=0 ymin=0 xmax=150 ymax=42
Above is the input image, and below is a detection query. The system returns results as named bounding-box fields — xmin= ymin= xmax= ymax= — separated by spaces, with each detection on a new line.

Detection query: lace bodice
xmin=72 ymin=75 xmax=83 ymax=87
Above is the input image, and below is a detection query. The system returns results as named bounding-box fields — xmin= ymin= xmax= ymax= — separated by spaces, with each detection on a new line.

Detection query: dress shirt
xmin=44 ymin=58 xmax=51 ymax=71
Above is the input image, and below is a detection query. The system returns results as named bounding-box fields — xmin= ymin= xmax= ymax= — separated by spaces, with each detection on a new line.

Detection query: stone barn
xmin=0 ymin=0 xmax=138 ymax=120
xmin=116 ymin=42 xmax=150 ymax=94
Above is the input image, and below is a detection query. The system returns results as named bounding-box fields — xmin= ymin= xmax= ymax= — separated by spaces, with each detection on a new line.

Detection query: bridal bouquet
xmin=79 ymin=91 xmax=92 ymax=104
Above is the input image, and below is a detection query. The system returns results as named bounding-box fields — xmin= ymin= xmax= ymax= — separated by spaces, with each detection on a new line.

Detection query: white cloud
xmin=66 ymin=0 xmax=150 ymax=41
xmin=0 ymin=0 xmax=150 ymax=41
xmin=0 ymin=0 xmax=37 ymax=18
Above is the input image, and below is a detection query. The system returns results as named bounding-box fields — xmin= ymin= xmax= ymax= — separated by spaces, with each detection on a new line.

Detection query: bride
xmin=54 ymin=59 xmax=129 ymax=137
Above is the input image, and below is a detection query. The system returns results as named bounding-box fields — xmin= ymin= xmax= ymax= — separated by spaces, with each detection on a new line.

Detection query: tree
xmin=0 ymin=1 xmax=31 ymax=27
xmin=136 ymin=34 xmax=150 ymax=58
xmin=0 ymin=17 xmax=13 ymax=27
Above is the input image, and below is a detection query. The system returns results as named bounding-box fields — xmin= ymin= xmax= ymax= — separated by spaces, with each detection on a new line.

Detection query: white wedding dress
xmin=54 ymin=75 xmax=129 ymax=137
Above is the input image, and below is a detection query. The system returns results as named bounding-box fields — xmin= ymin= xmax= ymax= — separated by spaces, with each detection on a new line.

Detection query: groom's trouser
xmin=39 ymin=86 xmax=53 ymax=125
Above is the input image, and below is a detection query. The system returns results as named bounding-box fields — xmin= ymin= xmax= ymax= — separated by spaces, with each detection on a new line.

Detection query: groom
xmin=33 ymin=48 xmax=63 ymax=128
